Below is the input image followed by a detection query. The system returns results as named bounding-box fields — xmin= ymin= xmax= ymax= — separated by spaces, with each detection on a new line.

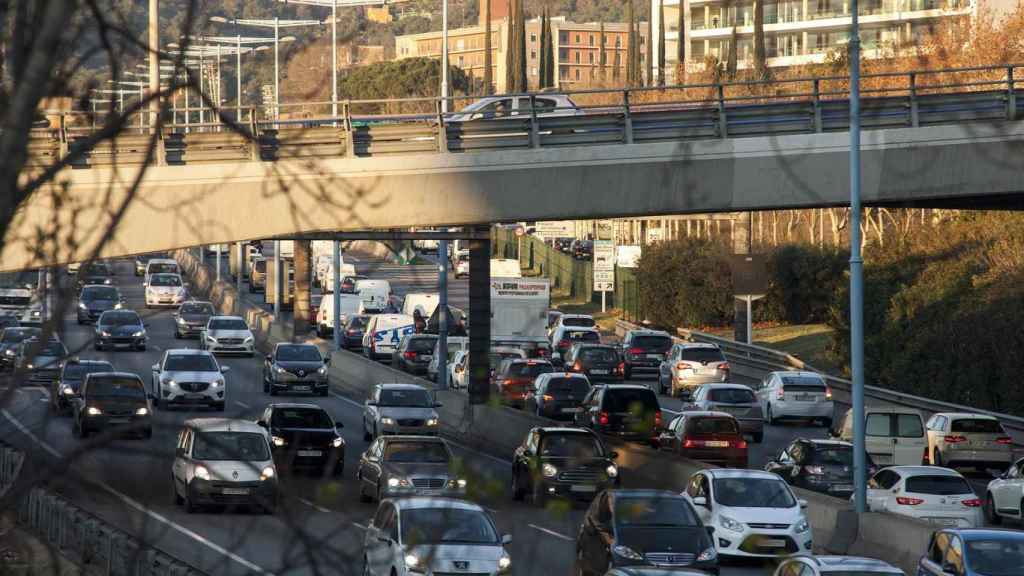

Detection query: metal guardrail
xmin=0 ymin=441 xmax=208 ymax=576
xmin=31 ymin=62 xmax=1024 ymax=168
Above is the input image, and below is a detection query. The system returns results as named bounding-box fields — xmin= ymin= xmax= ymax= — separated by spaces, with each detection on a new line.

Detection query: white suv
xmin=201 ymin=316 xmax=255 ymax=356
xmin=865 ymin=466 xmax=982 ymax=528
xmin=151 ymin=349 xmax=229 ymax=411
xmin=683 ymin=469 xmax=812 ymax=558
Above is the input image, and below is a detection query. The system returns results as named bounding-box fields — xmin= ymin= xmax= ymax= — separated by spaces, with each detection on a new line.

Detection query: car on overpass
xmin=172 ymin=418 xmax=278 ymax=514
xmin=356 ymin=435 xmax=466 ymax=502
xmin=427 ymin=336 xmax=468 ymax=383
xmin=173 ymin=300 xmax=216 ymax=339
xmin=340 ymin=314 xmax=370 ymax=350
xmin=445 ymin=93 xmax=581 ymax=123
xmin=985 ymin=457 xmax=1024 ymax=525
xmin=494 ymin=358 xmax=555 ymax=409
xmin=72 ymin=372 xmax=151 ymax=439
xmin=362 ymin=383 xmax=441 ymax=441
xmin=511 ymin=427 xmax=618 ymax=507
xmin=262 ymin=342 xmax=330 ymax=396
xmin=200 ymin=316 xmax=255 ymax=356
xmin=256 ymin=403 xmax=345 ymax=477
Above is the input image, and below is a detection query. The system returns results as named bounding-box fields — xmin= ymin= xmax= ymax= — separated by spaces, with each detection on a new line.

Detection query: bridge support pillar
xmin=468 ymin=226 xmax=491 ymax=405
xmin=293 ymin=240 xmax=311 ymax=338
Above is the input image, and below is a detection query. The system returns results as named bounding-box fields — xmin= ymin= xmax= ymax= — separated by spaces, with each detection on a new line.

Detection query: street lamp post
xmin=441 ymin=0 xmax=449 ymax=113
xmin=849 ymin=0 xmax=866 ymax=514
xmin=190 ymin=32 xmax=278 ymax=123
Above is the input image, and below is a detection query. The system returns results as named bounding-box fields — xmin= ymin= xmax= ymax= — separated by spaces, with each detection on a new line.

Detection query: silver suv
xmin=685 ymin=383 xmax=765 ymax=443
xmin=658 ymin=343 xmax=730 ymax=398
xmin=362 ymin=383 xmax=441 ymax=441
xmin=151 ymin=349 xmax=229 ymax=410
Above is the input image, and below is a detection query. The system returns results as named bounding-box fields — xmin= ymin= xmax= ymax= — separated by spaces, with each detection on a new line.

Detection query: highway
xmin=0 ymin=258 xmax=775 ymax=576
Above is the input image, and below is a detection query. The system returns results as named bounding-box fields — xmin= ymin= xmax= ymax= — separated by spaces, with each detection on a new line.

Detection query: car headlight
xmin=100 ymin=331 xmax=111 ymax=337
xmin=612 ymin=544 xmax=644 ymax=560
xmin=206 ymin=335 xmax=217 ymax=342
xmin=244 ymin=336 xmax=254 ymax=343
xmin=103 ymin=279 xmax=111 ymax=285
xmin=498 ymin=554 xmax=511 ymax=573
xmin=85 ymin=406 xmax=101 ymax=416
xmin=194 ymin=465 xmax=210 ymax=481
xmin=795 ymin=519 xmax=810 ymax=534
xmin=388 ymin=477 xmax=410 ymax=488
xmin=135 ymin=407 xmax=149 ymax=416
xmin=161 ymin=379 xmax=176 ymax=388
xmin=114 ymin=303 xmax=123 ymax=309
xmin=274 ymin=366 xmax=286 ymax=374
xmin=317 ymin=366 xmax=328 ymax=375
xmin=25 ymin=363 xmax=34 ymax=370
xmin=132 ymin=330 xmax=145 ymax=337
xmin=606 ymin=465 xmax=618 ymax=478
xmin=60 ymin=385 xmax=73 ymax=396
xmin=426 ymin=418 xmax=438 ymax=427
xmin=272 ymin=435 xmax=286 ymax=447
xmin=78 ymin=302 xmax=87 ymax=310
xmin=719 ymin=515 xmax=745 ymax=533
xmin=332 ymin=437 xmax=344 ymax=448
xmin=697 ymin=546 xmax=718 ymax=562
xmin=542 ymin=463 xmax=558 ymax=478
xmin=457 ymin=478 xmax=467 ymax=488
xmin=260 ymin=466 xmax=275 ymax=481
xmin=176 ymin=316 xmax=186 ymax=325
xmin=404 ymin=553 xmax=421 ymax=570
xmin=380 ymin=417 xmax=395 ymax=426
xmin=4 ymin=349 xmax=14 ymax=356
xmin=211 ymin=379 xmax=223 ymax=388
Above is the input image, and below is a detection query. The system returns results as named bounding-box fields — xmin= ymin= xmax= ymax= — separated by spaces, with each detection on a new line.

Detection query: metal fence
xmin=615 ymin=267 xmax=642 ymax=322
xmin=494 ymin=229 xmax=594 ymax=301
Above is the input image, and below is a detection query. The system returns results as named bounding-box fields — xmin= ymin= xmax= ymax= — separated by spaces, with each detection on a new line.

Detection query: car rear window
xmin=687 ymin=417 xmax=739 ymax=435
xmin=951 ymin=418 xmax=1004 ymax=434
xmin=904 ymin=475 xmax=973 ymax=495
xmin=507 ymin=362 xmax=554 ymax=378
xmin=709 ymin=388 xmax=755 ymax=403
xmin=62 ymin=362 xmax=114 ymax=381
xmin=807 ymin=446 xmax=855 ymax=466
xmin=680 ymin=348 xmax=726 ymax=363
xmin=347 ymin=316 xmax=370 ymax=329
xmin=564 ymin=330 xmax=599 ymax=342
xmin=780 ymin=375 xmax=826 ymax=388
xmin=563 ymin=317 xmax=596 ymax=328
xmin=632 ymin=335 xmax=672 ymax=351
xmin=147 ymin=263 xmax=177 ymax=274
xmin=88 ymin=377 xmax=145 ymax=397
xmin=546 ymin=377 xmax=591 ymax=396
xmin=605 ymin=389 xmax=659 ymax=413
xmin=408 ymin=337 xmax=437 ymax=353
xmin=896 ymin=414 xmax=924 ymax=438
xmin=180 ymin=303 xmax=214 ymax=315
xmin=580 ymin=348 xmax=618 ymax=362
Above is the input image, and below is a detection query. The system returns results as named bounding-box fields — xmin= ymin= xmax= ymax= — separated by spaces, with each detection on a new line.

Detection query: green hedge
xmin=634 ymin=237 xmax=736 ymax=329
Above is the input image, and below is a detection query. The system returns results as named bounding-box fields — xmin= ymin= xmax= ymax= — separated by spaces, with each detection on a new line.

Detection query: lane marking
xmin=351 ymin=521 xmax=367 ymax=530
xmin=298 ymin=497 xmax=332 ymax=514
xmin=235 ymin=401 xmax=251 ymax=409
xmin=528 ymin=524 xmax=573 ymax=541
xmin=0 ymin=409 xmax=275 ymax=575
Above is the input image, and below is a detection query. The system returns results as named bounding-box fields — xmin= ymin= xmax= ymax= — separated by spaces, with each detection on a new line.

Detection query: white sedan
xmin=200 ymin=316 xmax=255 ymax=356
xmin=145 ymin=273 xmax=187 ymax=308
xmin=864 ymin=465 xmax=982 ymax=528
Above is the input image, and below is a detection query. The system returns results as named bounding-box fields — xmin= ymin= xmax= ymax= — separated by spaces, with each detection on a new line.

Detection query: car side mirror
xmin=151 ymin=363 xmax=159 ymax=372
xmin=501 ymin=534 xmax=512 ymax=545
xmin=798 ymin=499 xmax=808 ymax=509
xmin=335 ymin=422 xmax=344 ymax=430
xmin=220 ymin=366 xmax=230 ymax=373
xmin=256 ymin=420 xmax=267 ymax=428
xmin=175 ymin=447 xmax=185 ymax=457
xmin=609 ymin=451 xmax=619 ymax=460
xmin=692 ymin=496 xmax=708 ymax=508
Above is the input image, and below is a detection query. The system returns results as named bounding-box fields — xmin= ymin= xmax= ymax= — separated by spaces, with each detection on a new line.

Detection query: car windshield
xmin=965 ymin=538 xmax=1024 ymax=576
xmin=905 ymin=475 xmax=973 ymax=495
xmin=101 ymin=312 xmax=141 ymax=326
xmin=271 ymin=408 xmax=332 ymax=429
xmin=82 ymin=287 xmax=118 ymax=301
xmin=632 ymin=335 xmax=672 ymax=351
xmin=680 ymin=348 xmax=726 ymax=363
xmin=82 ymin=263 xmax=109 ymax=275
xmin=192 ymin=432 xmax=270 ymax=461
xmin=563 ymin=317 xmax=595 ymax=328
xmin=408 ymin=337 xmax=437 ymax=353
xmin=379 ymin=388 xmax=432 ymax=407
xmin=2 ymin=329 xmax=38 ymax=343
xmin=62 ymin=362 xmax=114 ymax=381
xmin=579 ymin=347 xmax=618 ymax=362
xmin=148 ymin=263 xmax=177 ymax=274
xmin=546 ymin=377 xmax=591 ymax=396
xmin=688 ymin=417 xmax=739 ymax=435
xmin=709 ymin=388 xmax=756 ymax=404
xmin=209 ymin=319 xmax=247 ymax=331
xmin=150 ymin=274 xmax=181 ymax=287
xmin=540 ymin=434 xmax=603 ymax=458
xmin=713 ymin=477 xmax=797 ymax=508
xmin=605 ymin=389 xmax=659 ymax=413
xmin=951 ymin=418 xmax=1004 ymax=434
xmin=384 ymin=441 xmax=450 ymax=463
xmin=400 ymin=508 xmax=498 ymax=546
xmin=180 ymin=303 xmax=214 ymax=315
xmin=164 ymin=354 xmax=217 ymax=372
xmin=277 ymin=345 xmax=323 ymax=362
xmin=507 ymin=362 xmax=554 ymax=378
xmin=88 ymin=377 xmax=145 ymax=398
xmin=34 ymin=341 xmax=67 ymax=356
xmin=614 ymin=497 xmax=698 ymax=527
xmin=808 ymin=446 xmax=856 ymax=466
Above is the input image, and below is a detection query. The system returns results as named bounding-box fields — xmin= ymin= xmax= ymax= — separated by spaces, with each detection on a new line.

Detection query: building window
xmin=588 ymin=52 xmax=594 ymax=63
xmin=458 ymin=55 xmax=464 ymax=66
xmin=560 ymin=67 xmax=568 ymax=79
xmin=614 ymin=53 xmax=621 ymax=66
xmin=456 ymin=39 xmax=464 ymax=50
xmin=560 ymin=31 xmax=568 ymax=43
xmin=531 ymin=50 xmax=537 ymax=59
xmin=616 ymin=37 xmax=622 ymax=48
xmin=640 ymin=37 xmax=645 ymax=45
xmin=575 ymin=34 xmax=581 ymax=43
xmin=531 ymin=33 xmax=537 ymax=43
xmin=575 ymin=52 xmax=580 ymax=63
xmin=559 ymin=48 xmax=568 ymax=61
xmin=589 ymin=34 xmax=595 ymax=46
xmin=575 ymin=68 xmax=581 ymax=80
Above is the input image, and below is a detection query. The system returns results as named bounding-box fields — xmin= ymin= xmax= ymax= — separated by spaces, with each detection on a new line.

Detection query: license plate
xmin=570 ymin=485 xmax=596 ymax=493
xmin=698 ymin=368 xmax=717 ymax=375
xmin=294 ymin=386 xmax=311 ymax=391
xmin=833 ymin=484 xmax=854 ymax=492
xmin=647 ymin=354 xmax=662 ymax=360
xmin=931 ymin=518 xmax=958 ymax=526
xmin=186 ymin=394 xmax=205 ymax=400
xmin=222 ymin=488 xmax=250 ymax=495
xmin=794 ymin=394 xmax=815 ymax=402
xmin=415 ymin=489 xmax=441 ymax=496
xmin=760 ymin=539 xmax=787 ymax=548
xmin=421 ymin=355 xmax=432 ymax=361
xmin=297 ymin=450 xmax=322 ymax=457
xmin=591 ymin=369 xmax=608 ymax=375
xmin=108 ymin=418 xmax=129 ymax=424
xmin=704 ymin=440 xmax=729 ymax=448
xmin=562 ymin=407 xmax=583 ymax=413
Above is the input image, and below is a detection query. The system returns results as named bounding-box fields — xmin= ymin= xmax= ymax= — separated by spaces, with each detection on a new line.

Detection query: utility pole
xmin=849 ymin=0 xmax=866 ymax=515
xmin=441 ymin=0 xmax=449 ymax=113
xmin=149 ymin=0 xmax=159 ymax=132
xmin=438 ymin=240 xmax=449 ymax=390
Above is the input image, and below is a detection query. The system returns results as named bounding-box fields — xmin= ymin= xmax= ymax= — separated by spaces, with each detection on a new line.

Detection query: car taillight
xmin=683 ymin=439 xmax=698 ymax=448
xmin=825 ymin=387 xmax=833 ymax=400
xmin=558 ymin=339 xmax=571 ymax=350
xmin=676 ymin=362 xmax=688 ymax=371
xmin=776 ymin=387 xmax=785 ymax=400
xmin=654 ymin=411 xmax=662 ymax=428
xmin=542 ymin=394 xmax=554 ymax=402
xmin=347 ymin=329 xmax=357 ymax=335
xmin=733 ymin=439 xmax=748 ymax=449
xmin=403 ymin=351 xmax=416 ymax=360
xmin=616 ymin=362 xmax=624 ymax=375
xmin=629 ymin=347 xmax=643 ymax=355
xmin=598 ymin=412 xmax=609 ymax=426
xmin=944 ymin=435 xmax=967 ymax=444
xmin=573 ymin=361 xmax=582 ymax=372
xmin=997 ymin=436 xmax=1013 ymax=445
xmin=922 ymin=446 xmax=930 ymax=465
xmin=720 ymin=362 xmax=730 ymax=372
xmin=961 ymin=498 xmax=982 ymax=507
xmin=896 ymin=496 xmax=924 ymax=506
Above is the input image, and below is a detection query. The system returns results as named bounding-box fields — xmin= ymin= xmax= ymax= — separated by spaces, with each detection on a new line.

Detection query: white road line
xmin=298 ymin=497 xmax=332 ymax=514
xmin=351 ymin=521 xmax=367 ymax=530
xmin=235 ymin=401 xmax=251 ymax=409
xmin=0 ymin=409 xmax=275 ymax=575
xmin=528 ymin=524 xmax=573 ymax=541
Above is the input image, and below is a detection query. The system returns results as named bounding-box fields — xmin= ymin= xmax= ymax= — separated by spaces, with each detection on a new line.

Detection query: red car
xmin=493 ymin=358 xmax=554 ymax=408
xmin=657 ymin=411 xmax=748 ymax=468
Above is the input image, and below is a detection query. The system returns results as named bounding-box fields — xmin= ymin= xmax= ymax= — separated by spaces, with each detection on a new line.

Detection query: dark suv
xmin=620 ymin=330 xmax=673 ymax=379
xmin=764 ymin=438 xmax=875 ymax=499
xmin=576 ymin=385 xmax=663 ymax=446
xmin=77 ymin=285 xmax=123 ymax=324
xmin=52 ymin=359 xmax=114 ymax=415
xmin=564 ymin=343 xmax=624 ymax=382
xmin=174 ymin=301 xmax=216 ymax=339
xmin=263 ymin=342 xmax=330 ymax=396
xmin=342 ymin=315 xmax=370 ymax=349
xmin=75 ymin=262 xmax=114 ymax=291
xmin=392 ymin=334 xmax=439 ymax=376
xmin=257 ymin=403 xmax=345 ymax=476
xmin=494 ymin=358 xmax=555 ymax=408
xmin=72 ymin=372 xmax=152 ymax=439
xmin=512 ymin=427 xmax=619 ymax=507
xmin=525 ymin=373 xmax=592 ymax=420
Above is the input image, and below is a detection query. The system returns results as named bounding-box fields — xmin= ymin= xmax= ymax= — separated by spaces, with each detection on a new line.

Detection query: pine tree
xmin=727 ymin=24 xmax=738 ymax=79
xmin=540 ymin=8 xmax=555 ymax=89
xmin=514 ymin=0 xmax=527 ymax=92
xmin=484 ymin=0 xmax=492 ymax=94
xmin=657 ymin=0 xmax=666 ymax=86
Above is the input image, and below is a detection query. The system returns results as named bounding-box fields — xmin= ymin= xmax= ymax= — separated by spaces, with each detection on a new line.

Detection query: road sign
xmin=728 ymin=254 xmax=769 ymax=296
xmin=534 ymin=221 xmax=575 ymax=239
xmin=646 ymin=228 xmax=664 ymax=244
xmin=595 ymin=220 xmax=615 ymax=242
xmin=616 ymin=245 xmax=642 ymax=268
xmin=593 ymin=240 xmax=614 ymax=293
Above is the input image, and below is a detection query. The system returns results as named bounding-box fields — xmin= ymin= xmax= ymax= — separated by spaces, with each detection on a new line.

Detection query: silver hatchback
xmin=685 ymin=383 xmax=765 ymax=443
xmin=362 ymin=383 xmax=441 ymax=440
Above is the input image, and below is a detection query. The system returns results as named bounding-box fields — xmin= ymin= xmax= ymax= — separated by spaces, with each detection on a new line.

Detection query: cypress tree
xmin=754 ymin=0 xmax=768 ymax=80
xmin=505 ymin=0 xmax=514 ymax=91
xmin=627 ymin=0 xmax=637 ymax=86
xmin=538 ymin=9 xmax=548 ymax=89
xmin=646 ymin=5 xmax=653 ymax=86
xmin=514 ymin=0 xmax=527 ymax=92
xmin=598 ymin=21 xmax=606 ymax=82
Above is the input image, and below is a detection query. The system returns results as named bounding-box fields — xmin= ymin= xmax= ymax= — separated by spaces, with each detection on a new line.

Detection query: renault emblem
xmin=453 ymin=561 xmax=469 ymax=570
xmin=232 ymin=470 xmax=239 ymax=480
xmin=298 ymin=370 xmax=306 ymax=377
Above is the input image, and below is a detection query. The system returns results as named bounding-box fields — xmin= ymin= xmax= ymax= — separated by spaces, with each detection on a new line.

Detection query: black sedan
xmin=512 ymin=427 xmax=619 ymax=507
xmin=174 ymin=300 xmax=216 ymax=339
xmin=0 ymin=327 xmax=40 ymax=370
xmin=76 ymin=285 xmax=123 ymax=325
xmin=341 ymin=315 xmax=370 ymax=349
xmin=263 ymin=343 xmax=330 ymax=396
xmin=75 ymin=262 xmax=114 ymax=291
xmin=94 ymin=310 xmax=147 ymax=351
xmin=52 ymin=359 xmax=114 ymax=415
xmin=764 ymin=438 xmax=875 ymax=499
xmin=564 ymin=343 xmax=624 ymax=382
xmin=256 ymin=403 xmax=344 ymax=476
xmin=72 ymin=372 xmax=152 ymax=439
xmin=575 ymin=490 xmax=718 ymax=575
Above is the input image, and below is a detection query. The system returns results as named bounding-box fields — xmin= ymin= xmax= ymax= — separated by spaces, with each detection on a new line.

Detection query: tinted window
xmin=277 ymin=345 xmax=323 ymax=362
xmin=401 ymin=508 xmax=499 ymax=545
xmin=81 ymin=286 xmax=119 ymax=301
xmin=563 ymin=317 xmax=596 ymax=328
xmin=180 ymin=303 xmax=214 ymax=315
xmin=807 ymin=446 xmax=855 ymax=466
xmin=708 ymin=388 xmax=756 ymax=403
xmin=147 ymin=263 xmax=177 ymax=274
xmin=408 ymin=337 xmax=437 ymax=353
xmin=905 ymin=475 xmax=973 ymax=495
xmin=347 ymin=316 xmax=370 ymax=329
xmin=780 ymin=376 xmax=826 ymax=389
xmin=564 ymin=330 xmax=599 ymax=342
xmin=965 ymin=538 xmax=1024 ymax=576
xmin=687 ymin=417 xmax=739 ymax=435
xmin=539 ymin=434 xmax=603 ymax=458
xmin=384 ymin=441 xmax=450 ymax=463
xmin=680 ymin=348 xmax=726 ymax=363
xmin=632 ymin=335 xmax=672 ymax=350
xmin=209 ymin=319 xmax=248 ymax=331
xmin=507 ymin=362 xmax=554 ymax=378
xmin=82 ymin=263 xmax=110 ymax=275
xmin=614 ymin=497 xmax=698 ymax=526
xmin=379 ymin=388 xmax=431 ymax=407
xmin=192 ymin=432 xmax=269 ymax=461
xmin=36 ymin=341 xmax=67 ymax=356
xmin=579 ymin=348 xmax=618 ymax=362
xmin=271 ymin=408 xmax=332 ymax=429
xmin=605 ymin=389 xmax=659 ymax=413
xmin=101 ymin=312 xmax=141 ymax=326
xmin=62 ymin=362 xmax=114 ymax=381
xmin=88 ymin=377 xmax=145 ymax=398
xmin=546 ymin=377 xmax=590 ymax=396
xmin=164 ymin=354 xmax=217 ymax=372
xmin=2 ymin=328 xmax=38 ymax=343
xmin=951 ymin=419 xmax=1004 ymax=434
xmin=896 ymin=414 xmax=924 ymax=438
xmin=150 ymin=274 xmax=181 ymax=287
xmin=713 ymin=477 xmax=796 ymax=508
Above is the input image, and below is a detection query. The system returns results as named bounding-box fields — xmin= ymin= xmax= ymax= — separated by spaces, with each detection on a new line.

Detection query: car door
xmin=364 ymin=386 xmax=381 ymax=433
xmin=918 ymin=531 xmax=951 ymax=576
xmin=659 ymin=345 xmax=676 ymax=381
xmin=690 ymin=473 xmax=713 ymax=525
xmin=582 ymin=492 xmax=612 ymax=572
xmin=659 ymin=416 xmax=682 ymax=449
xmin=991 ymin=458 xmax=1024 ymax=513
xmin=151 ymin=353 xmax=165 ymax=397
xmin=866 ymin=412 xmax=895 ymax=465
xmin=893 ymin=413 xmax=926 ymax=465
xmin=172 ymin=428 xmax=191 ymax=495
xmin=362 ymin=438 xmax=384 ymax=492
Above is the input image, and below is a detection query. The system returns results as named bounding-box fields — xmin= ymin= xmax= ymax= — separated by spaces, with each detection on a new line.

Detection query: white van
xmin=322 ymin=262 xmax=357 ymax=293
xmin=427 ymin=336 xmax=470 ymax=382
xmin=316 ymin=293 xmax=365 ymax=337
xmin=355 ymin=279 xmax=391 ymax=313
xmin=401 ymin=293 xmax=440 ymax=319
xmin=362 ymin=314 xmax=415 ymax=361
xmin=490 ymin=258 xmax=522 ymax=278
xmin=836 ymin=406 xmax=927 ymax=466
xmin=144 ymin=258 xmax=179 ymax=285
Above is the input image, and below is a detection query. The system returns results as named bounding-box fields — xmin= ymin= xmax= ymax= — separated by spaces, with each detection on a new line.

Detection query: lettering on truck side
xmin=372 ymin=325 xmax=415 ymax=347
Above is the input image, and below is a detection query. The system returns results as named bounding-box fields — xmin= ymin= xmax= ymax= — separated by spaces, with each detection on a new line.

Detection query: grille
xmin=217 ymin=338 xmax=244 ymax=345
xmin=410 ymin=478 xmax=446 ymax=489
xmin=179 ymin=382 xmax=210 ymax=393
xmin=747 ymin=523 xmax=790 ymax=530
xmin=645 ymin=552 xmax=695 ymax=566
xmin=557 ymin=467 xmax=603 ymax=483
xmin=397 ymin=419 xmax=424 ymax=427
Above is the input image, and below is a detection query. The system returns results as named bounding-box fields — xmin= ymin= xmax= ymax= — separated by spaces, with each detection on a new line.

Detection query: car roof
xmin=678 ymin=410 xmax=739 ymax=419
xmin=603 ymin=384 xmax=653 ymax=393
xmin=81 ymin=284 xmax=117 ymax=290
xmin=180 ymin=300 xmax=213 ymax=306
xmin=537 ymin=372 xmax=589 ymax=380
xmin=561 ymin=314 xmax=594 ymax=320
xmin=275 ymin=342 xmax=318 ymax=348
xmin=210 ymin=315 xmax=244 ymax=321
xmin=945 ymin=528 xmax=1024 ymax=541
xmin=799 ymin=438 xmax=853 ymax=448
xmin=706 ymin=468 xmax=781 ymax=480
xmin=811 ymin=556 xmax=902 ymax=573
xmin=184 ymin=418 xmax=264 ymax=433
xmin=85 ymin=371 xmax=142 ymax=381
xmin=698 ymin=383 xmax=753 ymax=391
xmin=165 ymin=348 xmax=214 ymax=356
xmin=627 ymin=329 xmax=671 ymax=336
xmin=378 ymin=383 xmax=427 ymax=391
xmin=381 ymin=435 xmax=446 ymax=444
xmin=771 ymin=370 xmax=824 ymax=379
xmin=538 ymin=427 xmax=597 ymax=436
xmin=679 ymin=342 xmax=720 ymax=349
xmin=269 ymin=402 xmax=326 ymax=411
xmin=391 ymin=497 xmax=483 ymax=512
xmin=65 ymin=359 xmax=114 ymax=366
xmin=884 ymin=466 xmax=964 ymax=477
xmin=572 ymin=343 xmax=615 ymax=349
xmin=936 ymin=412 xmax=998 ymax=420
xmin=609 ymin=489 xmax=684 ymax=500
xmin=147 ymin=258 xmax=177 ymax=264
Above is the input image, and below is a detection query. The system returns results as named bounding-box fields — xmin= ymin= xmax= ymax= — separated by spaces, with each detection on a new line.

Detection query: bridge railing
xmin=34 ymin=62 xmax=1024 ymax=167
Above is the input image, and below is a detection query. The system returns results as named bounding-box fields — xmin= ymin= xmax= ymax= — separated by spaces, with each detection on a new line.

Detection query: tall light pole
xmin=169 ymin=43 xmax=266 ymax=127
xmin=149 ymin=0 xmax=160 ymax=131
xmin=194 ymin=30 xmax=277 ymax=122
xmin=441 ymin=0 xmax=449 ymax=113
xmin=849 ymin=0 xmax=866 ymax=514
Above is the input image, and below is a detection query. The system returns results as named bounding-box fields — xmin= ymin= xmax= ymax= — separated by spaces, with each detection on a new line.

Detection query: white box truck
xmin=490 ymin=277 xmax=551 ymax=358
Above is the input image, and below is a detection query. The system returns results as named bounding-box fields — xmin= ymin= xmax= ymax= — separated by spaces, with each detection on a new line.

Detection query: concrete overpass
xmin=7 ymin=81 xmax=1024 ymax=271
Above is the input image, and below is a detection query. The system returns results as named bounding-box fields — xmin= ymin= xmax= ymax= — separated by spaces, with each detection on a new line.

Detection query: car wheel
xmin=985 ymin=492 xmax=1002 ymax=525
xmin=215 ymin=402 xmax=225 ymax=412
xmin=319 ymin=388 xmax=329 ymax=397
xmin=137 ymin=344 xmax=146 ymax=352
xmin=174 ymin=330 xmax=181 ymax=339
xmin=623 ymin=367 xmax=632 ymax=380
xmin=358 ymin=473 xmax=372 ymax=503
xmin=269 ymin=385 xmax=278 ymax=396
xmin=933 ymin=449 xmax=943 ymax=467
xmin=93 ymin=342 xmax=101 ymax=351
xmin=184 ymin=486 xmax=198 ymax=514
xmin=375 ymin=483 xmax=383 ymax=503
xmin=511 ymin=467 xmax=525 ymax=501
xmin=153 ymin=397 xmax=162 ymax=410
xmin=142 ymin=427 xmax=153 ymax=439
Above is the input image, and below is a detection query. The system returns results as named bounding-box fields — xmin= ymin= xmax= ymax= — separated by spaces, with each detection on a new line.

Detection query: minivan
xmin=249 ymin=257 xmax=267 ymax=293
xmin=401 ymin=292 xmax=440 ymax=319
xmin=316 ymin=292 xmax=364 ymax=337
xmin=361 ymin=314 xmax=415 ymax=362
xmin=355 ymin=279 xmax=391 ymax=313
xmin=834 ymin=406 xmax=927 ymax=466
xmin=144 ymin=258 xmax=179 ymax=286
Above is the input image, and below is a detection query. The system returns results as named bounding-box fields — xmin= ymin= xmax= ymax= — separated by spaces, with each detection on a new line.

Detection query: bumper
xmin=672 ymin=372 xmax=729 ymax=391
xmin=275 ymin=447 xmax=344 ymax=472
xmin=342 ymin=336 xmax=363 ymax=349
xmin=206 ymin=341 xmax=255 ymax=355
xmin=715 ymin=530 xmax=812 ymax=558
xmin=799 ymin=478 xmax=856 ymax=498
xmin=81 ymin=413 xmax=151 ymax=434
xmin=98 ymin=336 xmax=146 ymax=348
xmin=189 ymin=479 xmax=277 ymax=507
xmin=539 ymin=406 xmax=584 ymax=421
xmin=146 ymin=295 xmax=185 ymax=307
xmin=401 ymin=362 xmax=431 ymax=375
xmin=162 ymin=388 xmax=224 ymax=405
xmin=379 ymin=424 xmax=440 ymax=436
xmin=907 ymin=510 xmax=983 ymax=528
xmin=381 ymin=485 xmax=466 ymax=499
xmin=680 ymin=448 xmax=747 ymax=468
xmin=176 ymin=323 xmax=205 ymax=336
xmin=770 ymin=401 xmax=834 ymax=420
xmin=583 ymin=370 xmax=624 ymax=382
xmin=598 ymin=426 xmax=659 ymax=442
xmin=943 ymin=448 xmax=1013 ymax=468
xmin=27 ymin=370 xmax=61 ymax=383
xmin=538 ymin=478 xmax=616 ymax=500
xmin=269 ymin=378 xmax=328 ymax=393
xmin=624 ymin=358 xmax=663 ymax=372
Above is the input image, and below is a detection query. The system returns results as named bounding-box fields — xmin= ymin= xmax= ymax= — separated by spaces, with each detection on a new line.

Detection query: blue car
xmin=918 ymin=528 xmax=1024 ymax=576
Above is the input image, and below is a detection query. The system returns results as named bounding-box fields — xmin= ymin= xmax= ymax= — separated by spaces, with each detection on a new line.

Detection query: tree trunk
xmin=627 ymin=0 xmax=637 ymax=86
xmin=646 ymin=4 xmax=654 ymax=86
xmin=484 ymin=0 xmax=492 ymax=95
xmin=753 ymin=0 xmax=768 ymax=80
xmin=538 ymin=9 xmax=547 ymax=89
xmin=599 ymin=22 xmax=606 ymax=82
xmin=676 ymin=0 xmax=686 ymax=82
xmin=658 ymin=0 xmax=666 ymax=86
xmin=293 ymin=240 xmax=311 ymax=335
xmin=504 ymin=1 xmax=514 ymax=91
